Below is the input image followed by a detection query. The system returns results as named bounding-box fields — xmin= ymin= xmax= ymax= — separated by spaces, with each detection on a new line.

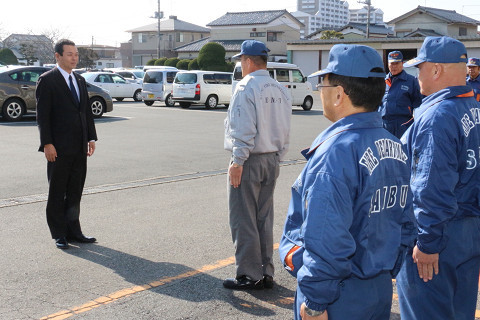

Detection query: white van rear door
xmin=173 ymin=73 xmax=197 ymax=99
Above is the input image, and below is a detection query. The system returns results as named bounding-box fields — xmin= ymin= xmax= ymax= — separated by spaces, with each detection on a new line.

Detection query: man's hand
xmin=44 ymin=144 xmax=57 ymax=162
xmin=300 ymin=303 xmax=328 ymax=320
xmin=228 ymin=163 xmax=243 ymax=188
xmin=412 ymin=245 xmax=439 ymax=282
xmin=87 ymin=141 xmax=95 ymax=157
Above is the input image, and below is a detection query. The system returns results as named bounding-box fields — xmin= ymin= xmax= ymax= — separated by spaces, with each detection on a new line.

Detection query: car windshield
xmin=144 ymin=71 xmax=162 ymax=83
xmin=174 ymin=73 xmax=197 ymax=84
xmin=133 ymin=71 xmax=145 ymax=78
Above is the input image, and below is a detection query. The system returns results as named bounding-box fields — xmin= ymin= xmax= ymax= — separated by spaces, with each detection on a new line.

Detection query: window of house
xmin=250 ymin=32 xmax=266 ymax=37
xmin=459 ymin=27 xmax=467 ymax=36
xmin=106 ymin=63 xmax=114 ymax=68
xmin=267 ymin=32 xmax=278 ymax=41
xmin=176 ymin=32 xmax=184 ymax=42
xmin=138 ymin=33 xmax=147 ymax=43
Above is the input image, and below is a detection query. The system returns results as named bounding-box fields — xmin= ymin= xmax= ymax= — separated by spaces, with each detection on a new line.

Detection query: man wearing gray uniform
xmin=223 ymin=40 xmax=292 ymax=290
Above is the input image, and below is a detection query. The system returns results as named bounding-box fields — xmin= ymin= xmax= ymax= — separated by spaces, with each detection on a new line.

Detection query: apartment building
xmin=349 ymin=6 xmax=384 ymax=24
xmin=296 ymin=0 xmax=349 ymax=29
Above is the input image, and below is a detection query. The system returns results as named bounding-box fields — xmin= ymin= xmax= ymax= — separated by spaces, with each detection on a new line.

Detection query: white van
xmin=141 ymin=66 xmax=178 ymax=106
xmin=233 ymin=62 xmax=314 ymax=110
xmin=172 ymin=71 xmax=232 ymax=109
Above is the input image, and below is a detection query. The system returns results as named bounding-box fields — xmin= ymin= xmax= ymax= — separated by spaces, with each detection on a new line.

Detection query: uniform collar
xmin=386 ymin=70 xmax=407 ymax=81
xmin=467 ymin=75 xmax=479 ymax=82
xmin=415 ymin=86 xmax=474 ymax=118
xmin=302 ymin=112 xmax=383 ymax=159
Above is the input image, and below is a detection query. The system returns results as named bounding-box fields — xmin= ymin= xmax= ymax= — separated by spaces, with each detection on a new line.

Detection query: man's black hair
xmin=328 ymin=68 xmax=385 ymax=112
xmin=54 ymin=39 xmax=76 ymax=55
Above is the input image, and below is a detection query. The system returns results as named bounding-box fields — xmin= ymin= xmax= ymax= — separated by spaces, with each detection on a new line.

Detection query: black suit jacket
xmin=36 ymin=67 xmax=97 ymax=155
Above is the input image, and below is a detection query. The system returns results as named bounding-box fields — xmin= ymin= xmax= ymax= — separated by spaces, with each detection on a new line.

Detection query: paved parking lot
xmin=0 ymin=98 xmax=478 ymax=320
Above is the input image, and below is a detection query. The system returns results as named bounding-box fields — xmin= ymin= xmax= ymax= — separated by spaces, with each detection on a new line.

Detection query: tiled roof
xmin=126 ymin=17 xmax=210 ymax=33
xmin=340 ymin=23 xmax=393 ymax=35
xmin=388 ymin=6 xmax=480 ymax=25
xmin=207 ymin=10 xmax=289 ymax=26
xmin=403 ymin=28 xmax=443 ymax=37
xmin=174 ymin=38 xmax=244 ymax=52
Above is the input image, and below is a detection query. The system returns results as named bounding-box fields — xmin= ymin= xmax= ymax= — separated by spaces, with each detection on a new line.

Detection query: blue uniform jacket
xmin=401 ymin=86 xmax=480 ymax=254
xmin=280 ymin=112 xmax=416 ymax=311
xmin=466 ymin=75 xmax=480 ymax=102
xmin=379 ymin=70 xmax=422 ymax=138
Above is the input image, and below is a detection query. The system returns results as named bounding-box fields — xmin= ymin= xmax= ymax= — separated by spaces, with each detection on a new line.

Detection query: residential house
xmin=306 ymin=23 xmax=393 ymax=39
xmin=2 ymin=34 xmax=54 ymax=65
xmin=126 ymin=15 xmax=210 ymax=66
xmin=388 ymin=6 xmax=480 ymax=38
xmin=181 ymin=10 xmax=303 ymax=61
xmin=77 ymin=44 xmax=122 ymax=69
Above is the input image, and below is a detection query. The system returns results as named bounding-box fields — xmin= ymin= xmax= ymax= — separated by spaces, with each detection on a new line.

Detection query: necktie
xmin=69 ymin=75 xmax=79 ymax=104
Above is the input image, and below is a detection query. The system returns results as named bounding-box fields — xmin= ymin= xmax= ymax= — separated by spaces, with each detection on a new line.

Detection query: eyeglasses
xmin=316 ymin=76 xmax=338 ymax=89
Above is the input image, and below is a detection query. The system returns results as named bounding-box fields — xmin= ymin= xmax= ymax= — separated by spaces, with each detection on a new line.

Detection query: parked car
xmin=172 ymin=70 xmax=232 ymax=109
xmin=81 ymin=72 xmax=142 ymax=102
xmin=0 ymin=66 xmax=113 ymax=121
xmin=233 ymin=62 xmax=314 ymax=110
xmin=107 ymin=68 xmax=145 ymax=85
xmin=141 ymin=67 xmax=178 ymax=107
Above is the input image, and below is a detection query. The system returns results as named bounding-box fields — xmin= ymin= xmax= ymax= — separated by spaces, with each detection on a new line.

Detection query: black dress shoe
xmin=223 ymin=275 xmax=264 ymax=290
xmin=263 ymin=275 xmax=274 ymax=289
xmin=67 ymin=234 xmax=97 ymax=243
xmin=55 ymin=238 xmax=69 ymax=249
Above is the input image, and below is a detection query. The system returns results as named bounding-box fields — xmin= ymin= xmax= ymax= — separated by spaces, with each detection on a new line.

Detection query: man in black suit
xmin=36 ymin=39 xmax=98 ymax=249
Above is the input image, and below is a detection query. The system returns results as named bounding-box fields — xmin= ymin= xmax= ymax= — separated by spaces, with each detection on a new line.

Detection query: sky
xmin=1 ymin=0 xmax=479 ymax=47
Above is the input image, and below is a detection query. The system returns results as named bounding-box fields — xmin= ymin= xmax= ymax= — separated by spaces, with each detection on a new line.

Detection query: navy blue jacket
xmin=379 ymin=70 xmax=422 ymax=138
xmin=401 ymin=86 xmax=480 ymax=254
xmin=280 ymin=112 xmax=416 ymax=311
xmin=466 ymin=75 xmax=480 ymax=102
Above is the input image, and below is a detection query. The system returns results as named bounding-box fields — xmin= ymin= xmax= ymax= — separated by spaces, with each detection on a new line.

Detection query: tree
xmin=165 ymin=58 xmax=180 ymax=67
xmin=176 ymin=59 xmax=190 ymax=70
xmin=77 ymin=47 xmax=98 ymax=69
xmin=19 ymin=43 xmax=38 ymax=65
xmin=197 ymin=42 xmax=227 ymax=71
xmin=188 ymin=58 xmax=199 ymax=70
xmin=0 ymin=48 xmax=18 ymax=65
xmin=319 ymin=30 xmax=344 ymax=40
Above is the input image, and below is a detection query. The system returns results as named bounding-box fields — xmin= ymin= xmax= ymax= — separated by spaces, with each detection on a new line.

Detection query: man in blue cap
xmin=396 ymin=36 xmax=480 ymax=320
xmin=279 ymin=44 xmax=416 ymax=320
xmin=223 ymin=40 xmax=291 ymax=290
xmin=466 ymin=57 xmax=480 ymax=101
xmin=379 ymin=50 xmax=422 ymax=138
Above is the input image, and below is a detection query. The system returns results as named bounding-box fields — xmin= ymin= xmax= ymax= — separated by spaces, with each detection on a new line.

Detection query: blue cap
xmin=467 ymin=57 xmax=480 ymax=67
xmin=404 ymin=36 xmax=468 ymax=67
xmin=309 ymin=44 xmax=385 ymax=78
xmin=232 ymin=40 xmax=270 ymax=59
xmin=388 ymin=51 xmax=403 ymax=62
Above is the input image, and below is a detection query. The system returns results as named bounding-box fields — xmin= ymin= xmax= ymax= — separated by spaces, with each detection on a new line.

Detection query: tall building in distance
xmin=296 ymin=0 xmax=349 ymax=29
xmin=349 ymin=6 xmax=384 ymax=24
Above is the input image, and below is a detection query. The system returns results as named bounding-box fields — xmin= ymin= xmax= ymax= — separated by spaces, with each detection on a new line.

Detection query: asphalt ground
xmin=1 ymin=94 xmax=479 ymax=319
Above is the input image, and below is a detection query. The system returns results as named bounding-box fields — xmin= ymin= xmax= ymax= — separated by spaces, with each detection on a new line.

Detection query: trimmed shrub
xmin=165 ymin=58 xmax=180 ymax=67
xmin=146 ymin=59 xmax=157 ymax=66
xmin=0 ymin=48 xmax=19 ymax=65
xmin=188 ymin=58 xmax=199 ymax=70
xmin=154 ymin=58 xmax=167 ymax=66
xmin=197 ymin=42 xmax=226 ymax=71
xmin=176 ymin=59 xmax=190 ymax=70
xmin=224 ymin=62 xmax=236 ymax=73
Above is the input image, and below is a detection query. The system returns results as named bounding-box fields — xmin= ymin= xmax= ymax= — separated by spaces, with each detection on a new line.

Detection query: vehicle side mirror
xmin=303 ymin=77 xmax=307 ymax=83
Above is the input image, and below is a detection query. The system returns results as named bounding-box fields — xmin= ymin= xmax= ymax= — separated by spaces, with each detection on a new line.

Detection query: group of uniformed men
xmin=223 ymin=37 xmax=480 ymax=320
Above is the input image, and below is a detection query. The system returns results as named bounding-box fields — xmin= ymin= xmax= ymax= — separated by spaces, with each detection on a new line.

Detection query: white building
xmin=349 ymin=6 xmax=384 ymax=24
xmin=296 ymin=0 xmax=349 ymax=29
xmin=291 ymin=11 xmax=323 ymax=38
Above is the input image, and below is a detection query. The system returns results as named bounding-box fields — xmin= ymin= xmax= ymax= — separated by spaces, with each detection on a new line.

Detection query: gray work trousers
xmin=228 ymin=152 xmax=280 ymax=281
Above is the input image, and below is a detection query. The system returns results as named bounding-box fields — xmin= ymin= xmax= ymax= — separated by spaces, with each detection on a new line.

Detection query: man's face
xmin=319 ymin=75 xmax=336 ymax=122
xmin=388 ymin=61 xmax=403 ymax=76
xmin=468 ymin=66 xmax=480 ymax=79
xmin=55 ymin=45 xmax=79 ymax=72
xmin=417 ymin=62 xmax=434 ymax=96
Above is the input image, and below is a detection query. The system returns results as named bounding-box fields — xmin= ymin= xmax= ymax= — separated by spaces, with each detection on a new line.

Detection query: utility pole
xmin=358 ymin=0 xmax=371 ymax=38
xmin=150 ymin=0 xmax=163 ymax=58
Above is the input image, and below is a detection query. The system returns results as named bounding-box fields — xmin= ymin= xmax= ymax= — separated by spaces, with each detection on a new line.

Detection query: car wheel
xmin=133 ymin=89 xmax=142 ymax=102
xmin=205 ymin=95 xmax=218 ymax=109
xmin=179 ymin=102 xmax=191 ymax=109
xmin=144 ymin=101 xmax=154 ymax=106
xmin=2 ymin=98 xmax=25 ymax=121
xmin=302 ymin=96 xmax=313 ymax=111
xmin=165 ymin=94 xmax=175 ymax=107
xmin=89 ymin=97 xmax=105 ymax=118
xmin=115 ymin=98 xmax=124 ymax=101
